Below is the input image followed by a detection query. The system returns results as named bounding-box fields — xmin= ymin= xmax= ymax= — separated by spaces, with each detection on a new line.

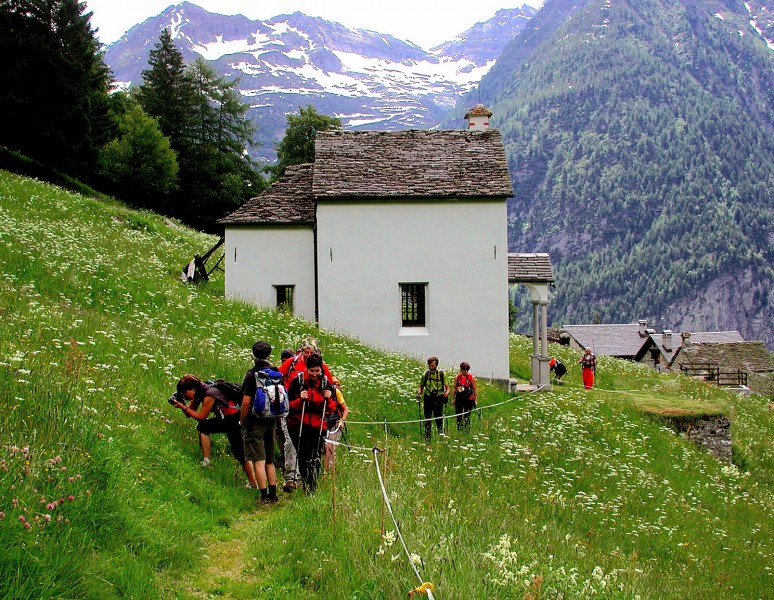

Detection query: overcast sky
xmin=85 ymin=0 xmax=544 ymax=50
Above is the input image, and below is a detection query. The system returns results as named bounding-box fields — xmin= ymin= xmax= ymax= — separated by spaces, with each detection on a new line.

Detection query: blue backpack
xmin=252 ymin=368 xmax=289 ymax=418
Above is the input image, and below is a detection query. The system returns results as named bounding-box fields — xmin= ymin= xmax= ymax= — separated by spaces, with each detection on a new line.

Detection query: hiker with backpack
xmin=240 ymin=341 xmax=287 ymax=505
xmin=286 ymin=353 xmax=338 ymax=493
xmin=549 ymin=357 xmax=567 ymax=382
xmin=275 ymin=348 xmax=300 ymax=493
xmin=171 ymin=375 xmax=257 ymax=488
xmin=278 ymin=337 xmax=335 ymax=491
xmin=579 ymin=347 xmax=597 ymax=389
xmin=452 ymin=362 xmax=477 ymax=432
xmin=279 ymin=336 xmax=335 ymax=385
xmin=416 ymin=356 xmax=449 ymax=441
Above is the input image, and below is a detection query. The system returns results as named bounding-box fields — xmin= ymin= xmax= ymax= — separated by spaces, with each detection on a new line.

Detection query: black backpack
xmin=203 ymin=380 xmax=242 ymax=418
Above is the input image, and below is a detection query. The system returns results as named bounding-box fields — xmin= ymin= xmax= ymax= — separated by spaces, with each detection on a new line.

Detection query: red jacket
xmin=279 ymin=354 xmax=334 ymax=387
xmin=286 ymin=373 xmax=337 ymax=430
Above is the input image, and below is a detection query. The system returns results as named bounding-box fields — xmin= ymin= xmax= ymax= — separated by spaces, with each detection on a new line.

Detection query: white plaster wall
xmin=223 ymin=226 xmax=316 ymax=321
xmin=316 ymin=199 xmax=510 ymax=380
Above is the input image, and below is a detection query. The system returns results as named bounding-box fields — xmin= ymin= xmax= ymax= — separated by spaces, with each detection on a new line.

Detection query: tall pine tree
xmin=0 ymin=0 xmax=112 ymax=176
xmin=136 ymin=28 xmax=194 ymax=150
xmin=137 ymin=31 xmax=264 ymax=230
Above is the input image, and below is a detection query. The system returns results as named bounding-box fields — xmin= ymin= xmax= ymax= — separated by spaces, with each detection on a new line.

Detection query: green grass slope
xmin=0 ymin=170 xmax=771 ymax=599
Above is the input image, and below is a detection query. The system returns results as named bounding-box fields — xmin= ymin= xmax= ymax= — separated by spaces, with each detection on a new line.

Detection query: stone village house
xmin=218 ymin=108 xmax=526 ymax=382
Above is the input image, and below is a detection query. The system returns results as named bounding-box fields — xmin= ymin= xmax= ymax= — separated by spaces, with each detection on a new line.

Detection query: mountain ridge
xmin=104 ymin=2 xmax=536 ymax=161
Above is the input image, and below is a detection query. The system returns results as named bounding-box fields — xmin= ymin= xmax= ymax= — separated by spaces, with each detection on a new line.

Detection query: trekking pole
xmin=417 ymin=395 xmax=422 ymax=440
xmin=294 ymin=399 xmax=307 ymax=478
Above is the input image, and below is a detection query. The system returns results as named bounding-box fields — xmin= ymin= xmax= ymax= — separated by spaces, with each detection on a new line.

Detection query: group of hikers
xmin=169 ymin=336 xmax=598 ymax=504
xmin=170 ymin=337 xmax=347 ymax=504
xmin=416 ymin=356 xmax=479 ymax=441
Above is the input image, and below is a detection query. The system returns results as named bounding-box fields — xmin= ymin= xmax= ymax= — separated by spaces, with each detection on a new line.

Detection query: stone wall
xmin=675 ymin=417 xmax=732 ymax=463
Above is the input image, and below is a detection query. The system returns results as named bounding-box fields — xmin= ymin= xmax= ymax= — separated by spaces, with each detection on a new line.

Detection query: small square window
xmin=400 ymin=283 xmax=426 ymax=327
xmin=275 ymin=285 xmax=294 ymax=313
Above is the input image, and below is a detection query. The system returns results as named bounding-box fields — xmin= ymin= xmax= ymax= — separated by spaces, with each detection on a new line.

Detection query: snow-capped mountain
xmin=104 ymin=2 xmax=536 ymax=162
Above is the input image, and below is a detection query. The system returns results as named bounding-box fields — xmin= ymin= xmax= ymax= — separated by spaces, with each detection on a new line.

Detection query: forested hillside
xmin=464 ymin=0 xmax=773 ymax=346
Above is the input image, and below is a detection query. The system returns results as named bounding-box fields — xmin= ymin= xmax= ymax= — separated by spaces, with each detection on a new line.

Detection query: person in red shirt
xmin=286 ymin=353 xmax=338 ymax=493
xmin=278 ymin=336 xmax=334 ymax=386
xmin=452 ymin=362 xmax=477 ymax=431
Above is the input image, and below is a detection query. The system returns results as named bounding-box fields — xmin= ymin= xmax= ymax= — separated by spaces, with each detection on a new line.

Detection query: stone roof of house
xmin=507 ymin=253 xmax=555 ymax=282
xmin=561 ymin=324 xmax=649 ymax=358
xmin=638 ymin=330 xmax=746 ymax=364
xmin=217 ymin=164 xmax=316 ymax=225
xmin=674 ymin=341 xmax=773 ymax=373
xmin=312 ymin=130 xmax=513 ymax=199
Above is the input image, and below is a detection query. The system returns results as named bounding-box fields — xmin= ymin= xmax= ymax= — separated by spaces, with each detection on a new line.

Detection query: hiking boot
xmin=283 ymin=481 xmax=296 ymax=493
xmin=201 ymin=457 xmax=211 ymax=467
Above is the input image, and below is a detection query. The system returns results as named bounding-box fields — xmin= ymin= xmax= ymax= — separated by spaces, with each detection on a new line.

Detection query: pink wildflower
xmin=67 ymin=495 xmax=75 ymax=501
xmin=47 ymin=503 xmax=55 ymax=510
xmin=43 ymin=514 xmax=51 ymax=522
xmin=68 ymin=477 xmax=74 ymax=483
xmin=12 ymin=498 xmax=18 ymax=506
xmin=24 ymin=522 xmax=31 ymax=529
xmin=61 ymin=466 xmax=67 ymax=472
xmin=18 ymin=515 xmax=25 ymax=522
xmin=0 ymin=511 xmax=5 ymax=519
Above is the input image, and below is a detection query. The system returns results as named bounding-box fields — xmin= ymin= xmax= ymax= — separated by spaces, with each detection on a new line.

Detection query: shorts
xmin=196 ymin=415 xmax=245 ymax=464
xmin=242 ymin=418 xmax=276 ymax=464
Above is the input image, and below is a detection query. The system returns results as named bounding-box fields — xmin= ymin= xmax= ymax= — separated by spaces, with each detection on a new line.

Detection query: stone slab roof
xmin=639 ymin=331 xmax=745 ymax=364
xmin=218 ymin=164 xmax=315 ymax=226
xmin=561 ymin=324 xmax=649 ymax=358
xmin=508 ymin=253 xmax=555 ymax=282
xmin=312 ymin=130 xmax=513 ymax=199
xmin=675 ymin=341 xmax=773 ymax=373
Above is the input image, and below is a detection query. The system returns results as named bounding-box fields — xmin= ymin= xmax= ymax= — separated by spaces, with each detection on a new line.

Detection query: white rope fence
xmin=373 ymin=447 xmax=435 ymax=600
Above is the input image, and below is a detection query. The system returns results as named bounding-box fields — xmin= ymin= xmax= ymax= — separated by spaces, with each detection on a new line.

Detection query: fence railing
xmin=679 ymin=363 xmax=748 ymax=387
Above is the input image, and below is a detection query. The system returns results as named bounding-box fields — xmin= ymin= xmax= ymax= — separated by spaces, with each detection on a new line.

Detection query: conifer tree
xmin=137 ymin=28 xmax=194 ymax=149
xmin=0 ymin=0 xmax=111 ymax=176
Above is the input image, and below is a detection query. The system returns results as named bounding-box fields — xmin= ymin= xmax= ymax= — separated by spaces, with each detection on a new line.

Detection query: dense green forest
xmin=0 ymin=0 xmax=265 ymax=231
xmin=466 ymin=0 xmax=773 ymax=345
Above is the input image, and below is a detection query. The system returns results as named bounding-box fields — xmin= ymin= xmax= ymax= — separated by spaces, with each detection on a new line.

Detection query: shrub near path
xmin=0 ymin=170 xmax=772 ymax=599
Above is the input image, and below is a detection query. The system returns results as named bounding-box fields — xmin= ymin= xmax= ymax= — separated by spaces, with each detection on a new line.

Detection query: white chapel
xmin=219 ymin=107 xmax=515 ymax=382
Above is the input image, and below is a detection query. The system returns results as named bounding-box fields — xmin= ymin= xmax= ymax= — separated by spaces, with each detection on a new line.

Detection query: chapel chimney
xmin=662 ymin=330 xmax=673 ymax=352
xmin=681 ymin=331 xmax=692 ymax=346
xmin=638 ymin=319 xmax=648 ymax=337
xmin=464 ymin=103 xmax=492 ymax=130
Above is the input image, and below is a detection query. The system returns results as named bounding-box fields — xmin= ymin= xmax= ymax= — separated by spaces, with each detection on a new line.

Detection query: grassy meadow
xmin=0 ymin=170 xmax=772 ymax=599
